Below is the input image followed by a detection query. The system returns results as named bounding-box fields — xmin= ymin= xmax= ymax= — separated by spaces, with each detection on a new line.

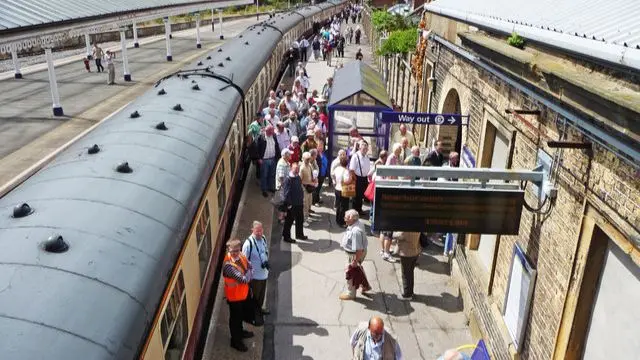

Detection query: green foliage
xmin=507 ymin=32 xmax=525 ymax=49
xmin=377 ymin=28 xmax=418 ymax=55
xmin=371 ymin=10 xmax=409 ymax=33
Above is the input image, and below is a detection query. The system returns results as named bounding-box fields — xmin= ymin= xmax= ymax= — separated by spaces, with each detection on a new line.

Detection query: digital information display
xmin=373 ymin=186 xmax=525 ymax=234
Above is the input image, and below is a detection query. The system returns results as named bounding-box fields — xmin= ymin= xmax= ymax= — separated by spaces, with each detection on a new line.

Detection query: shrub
xmin=508 ymin=32 xmax=525 ymax=49
xmin=371 ymin=10 xmax=408 ymax=34
xmin=377 ymin=28 xmax=418 ymax=55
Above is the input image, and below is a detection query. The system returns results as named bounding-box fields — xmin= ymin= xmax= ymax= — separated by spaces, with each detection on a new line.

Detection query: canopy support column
xmin=196 ymin=13 xmax=202 ymax=48
xmin=219 ymin=10 xmax=224 ymax=40
xmin=133 ymin=22 xmax=139 ymax=48
xmin=11 ymin=45 xmax=22 ymax=79
xmin=119 ymin=28 xmax=131 ymax=81
xmin=84 ymin=34 xmax=92 ymax=59
xmin=45 ymin=47 xmax=63 ymax=116
xmin=164 ymin=17 xmax=173 ymax=61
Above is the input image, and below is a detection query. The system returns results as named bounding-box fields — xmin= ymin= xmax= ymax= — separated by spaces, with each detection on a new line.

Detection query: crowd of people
xmin=220 ymin=2 xmax=469 ymax=358
xmin=285 ymin=4 xmax=366 ymax=71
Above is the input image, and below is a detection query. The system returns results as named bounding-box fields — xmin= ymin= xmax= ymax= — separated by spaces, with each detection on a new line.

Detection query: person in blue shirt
xmin=242 ymin=221 xmax=270 ymax=315
xmin=313 ymin=140 xmax=329 ymax=205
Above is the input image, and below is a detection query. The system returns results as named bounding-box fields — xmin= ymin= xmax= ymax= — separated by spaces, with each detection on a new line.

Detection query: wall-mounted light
xmin=505 ymin=109 xmax=541 ymax=115
xmin=547 ymin=141 xmax=592 ymax=150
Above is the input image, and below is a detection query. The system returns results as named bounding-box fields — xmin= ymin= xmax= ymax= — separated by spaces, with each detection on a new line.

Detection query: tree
xmin=371 ymin=10 xmax=408 ymax=33
xmin=377 ymin=28 xmax=418 ymax=55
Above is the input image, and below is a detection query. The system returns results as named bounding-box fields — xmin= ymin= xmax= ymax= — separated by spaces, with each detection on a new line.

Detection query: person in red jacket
xmin=288 ymin=136 xmax=302 ymax=164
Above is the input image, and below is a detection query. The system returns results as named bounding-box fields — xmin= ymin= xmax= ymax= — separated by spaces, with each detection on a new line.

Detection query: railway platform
xmin=204 ymin=33 xmax=472 ymax=360
xmin=0 ymin=16 xmax=257 ymax=188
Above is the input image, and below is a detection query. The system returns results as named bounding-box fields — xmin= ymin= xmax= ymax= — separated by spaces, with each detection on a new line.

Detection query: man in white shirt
xmin=263 ymin=99 xmax=277 ymax=117
xmin=392 ymin=124 xmax=415 ymax=147
xmin=300 ymin=37 xmax=310 ymax=62
xmin=282 ymin=91 xmax=298 ymax=113
xmin=295 ymin=91 xmax=310 ymax=114
xmin=242 ymin=221 xmax=271 ymax=315
xmin=348 ymin=140 xmax=371 ymax=215
xmin=275 ymin=121 xmax=291 ymax=151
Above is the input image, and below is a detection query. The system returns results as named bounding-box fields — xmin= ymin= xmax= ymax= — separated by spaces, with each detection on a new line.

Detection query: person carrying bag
xmin=341 ymin=172 xmax=356 ymax=198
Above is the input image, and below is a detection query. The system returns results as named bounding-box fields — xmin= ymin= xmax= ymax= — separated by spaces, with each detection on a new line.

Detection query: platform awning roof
xmin=0 ymin=0 xmax=252 ymax=55
xmin=424 ymin=0 xmax=640 ymax=71
xmin=328 ymin=61 xmax=392 ymax=108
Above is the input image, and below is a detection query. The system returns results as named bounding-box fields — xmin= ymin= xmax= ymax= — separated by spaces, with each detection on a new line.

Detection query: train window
xmin=164 ymin=301 xmax=188 ymax=360
xmin=216 ymin=161 xmax=226 ymax=220
xmin=160 ymin=270 xmax=186 ymax=355
xmin=196 ymin=201 xmax=212 ymax=287
xmin=229 ymin=135 xmax=237 ymax=176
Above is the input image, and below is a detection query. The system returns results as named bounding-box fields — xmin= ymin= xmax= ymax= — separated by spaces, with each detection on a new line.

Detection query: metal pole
xmin=11 ymin=45 xmax=22 ymax=79
xmin=219 ymin=10 xmax=224 ymax=40
xmin=119 ymin=28 xmax=131 ymax=81
xmin=133 ymin=22 xmax=139 ymax=48
xmin=196 ymin=13 xmax=202 ymax=48
xmin=84 ymin=34 xmax=92 ymax=59
xmin=256 ymin=0 xmax=260 ymax=21
xmin=164 ymin=17 xmax=173 ymax=61
xmin=45 ymin=47 xmax=63 ymax=116
xmin=211 ymin=8 xmax=215 ymax=31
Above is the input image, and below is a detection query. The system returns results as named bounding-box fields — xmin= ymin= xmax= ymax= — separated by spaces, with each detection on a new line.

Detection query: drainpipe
xmin=424 ymin=43 xmax=440 ymax=145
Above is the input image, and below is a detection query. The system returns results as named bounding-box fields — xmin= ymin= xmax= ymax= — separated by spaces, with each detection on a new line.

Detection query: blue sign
xmin=381 ymin=111 xmax=466 ymax=126
xmin=470 ymin=340 xmax=491 ymax=360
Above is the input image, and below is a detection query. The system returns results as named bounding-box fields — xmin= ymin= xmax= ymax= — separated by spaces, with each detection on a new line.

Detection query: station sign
xmin=381 ymin=111 xmax=466 ymax=126
xmin=373 ymin=186 xmax=524 ymax=234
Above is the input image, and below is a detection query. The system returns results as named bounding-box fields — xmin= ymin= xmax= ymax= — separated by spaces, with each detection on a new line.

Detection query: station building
xmin=374 ymin=0 xmax=640 ymax=359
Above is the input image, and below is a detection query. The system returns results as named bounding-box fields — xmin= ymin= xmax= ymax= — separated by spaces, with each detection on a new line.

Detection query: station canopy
xmin=328 ymin=61 xmax=392 ymax=108
xmin=0 ymin=0 xmax=252 ymax=55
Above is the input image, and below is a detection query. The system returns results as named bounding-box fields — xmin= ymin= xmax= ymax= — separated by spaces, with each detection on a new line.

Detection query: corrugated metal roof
xmin=0 ymin=0 xmax=210 ymax=31
xmin=425 ymin=0 xmax=640 ymax=70
xmin=329 ymin=61 xmax=392 ymax=107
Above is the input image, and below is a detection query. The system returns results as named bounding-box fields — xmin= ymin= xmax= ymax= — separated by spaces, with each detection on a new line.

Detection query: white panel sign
xmin=502 ymin=243 xmax=537 ymax=351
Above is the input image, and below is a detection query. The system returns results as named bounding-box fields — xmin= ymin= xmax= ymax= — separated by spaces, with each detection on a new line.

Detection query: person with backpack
xmin=355 ymin=27 xmax=362 ymax=45
xmin=242 ymin=221 xmax=271 ymax=317
xmin=312 ymin=36 xmax=321 ymax=61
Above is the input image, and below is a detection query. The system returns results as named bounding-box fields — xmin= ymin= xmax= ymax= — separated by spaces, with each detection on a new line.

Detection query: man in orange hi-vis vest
xmin=222 ymin=238 xmax=254 ymax=352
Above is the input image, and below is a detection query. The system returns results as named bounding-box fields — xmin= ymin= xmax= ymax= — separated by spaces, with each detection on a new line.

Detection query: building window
xmin=196 ymin=201 xmax=212 ymax=287
xmin=216 ymin=160 xmax=226 ymax=220
xmin=160 ymin=271 xmax=187 ymax=360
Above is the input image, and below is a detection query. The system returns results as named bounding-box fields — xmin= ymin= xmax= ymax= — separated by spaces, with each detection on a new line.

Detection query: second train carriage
xmin=0 ymin=1 xmax=346 ymax=359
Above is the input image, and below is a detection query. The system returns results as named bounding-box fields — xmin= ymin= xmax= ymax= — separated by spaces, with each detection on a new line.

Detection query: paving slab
xmin=205 ymin=28 xmax=473 ymax=360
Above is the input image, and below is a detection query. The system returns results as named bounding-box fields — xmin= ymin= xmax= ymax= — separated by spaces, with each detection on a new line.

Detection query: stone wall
xmin=377 ymin=9 xmax=640 ymax=359
xmin=420 ymin=35 xmax=640 ymax=360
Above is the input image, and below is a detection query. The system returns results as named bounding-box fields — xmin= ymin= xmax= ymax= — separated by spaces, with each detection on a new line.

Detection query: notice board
xmin=502 ymin=243 xmax=537 ymax=352
xmin=373 ymin=186 xmax=524 ymax=234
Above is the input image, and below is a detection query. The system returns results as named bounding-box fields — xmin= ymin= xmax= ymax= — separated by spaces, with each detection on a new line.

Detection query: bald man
xmin=438 ymin=349 xmax=469 ymax=360
xmin=350 ymin=316 xmax=403 ymax=359
xmin=392 ymin=124 xmax=415 ymax=148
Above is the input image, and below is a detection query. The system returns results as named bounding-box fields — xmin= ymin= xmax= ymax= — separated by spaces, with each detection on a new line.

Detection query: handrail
xmin=375 ymin=165 xmax=545 ymax=185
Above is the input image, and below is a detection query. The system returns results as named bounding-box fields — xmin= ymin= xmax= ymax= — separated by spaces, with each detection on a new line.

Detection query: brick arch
xmin=437 ymin=67 xmax=471 ymax=116
xmin=435 ymin=69 xmax=471 ymax=154
xmin=442 ymin=88 xmax=461 ymax=114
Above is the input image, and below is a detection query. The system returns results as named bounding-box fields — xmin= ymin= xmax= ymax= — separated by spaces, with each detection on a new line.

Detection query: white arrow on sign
xmin=448 ymin=116 xmax=457 ymax=124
